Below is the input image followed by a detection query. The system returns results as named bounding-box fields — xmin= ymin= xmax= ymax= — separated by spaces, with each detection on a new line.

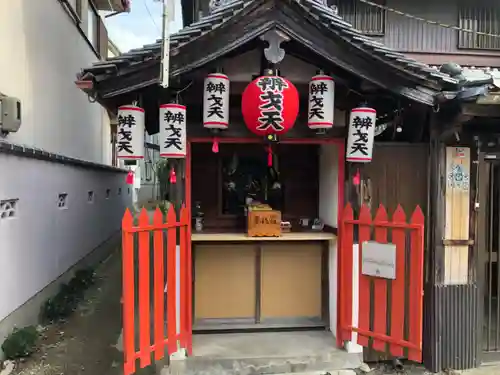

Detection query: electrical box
xmin=0 ymin=96 xmax=22 ymax=133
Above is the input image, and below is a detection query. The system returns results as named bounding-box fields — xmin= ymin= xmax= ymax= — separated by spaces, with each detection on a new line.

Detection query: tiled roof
xmin=83 ymin=0 xmax=461 ymax=87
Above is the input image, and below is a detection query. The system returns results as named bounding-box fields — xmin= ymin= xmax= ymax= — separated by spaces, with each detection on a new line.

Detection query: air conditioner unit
xmin=0 ymin=96 xmax=22 ymax=134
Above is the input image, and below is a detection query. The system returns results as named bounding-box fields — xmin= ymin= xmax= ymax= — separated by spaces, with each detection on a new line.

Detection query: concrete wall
xmin=0 ymin=154 xmax=130 ymax=323
xmin=0 ymin=0 xmax=129 ymax=347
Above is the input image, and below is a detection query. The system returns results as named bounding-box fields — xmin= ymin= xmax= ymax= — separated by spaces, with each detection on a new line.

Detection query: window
xmin=458 ymin=5 xmax=500 ymax=50
xmin=331 ymin=0 xmax=386 ymax=36
xmin=87 ymin=1 xmax=100 ymax=51
xmin=67 ymin=0 xmax=83 ymax=22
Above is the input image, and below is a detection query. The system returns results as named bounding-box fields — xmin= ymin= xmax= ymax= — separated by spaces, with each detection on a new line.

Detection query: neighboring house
xmin=0 ymin=0 xmax=130 ymax=355
xmin=330 ymin=0 xmax=500 ymax=67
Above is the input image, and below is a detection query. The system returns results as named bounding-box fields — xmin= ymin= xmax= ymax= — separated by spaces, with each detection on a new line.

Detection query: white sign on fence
xmin=361 ymin=241 xmax=396 ymax=280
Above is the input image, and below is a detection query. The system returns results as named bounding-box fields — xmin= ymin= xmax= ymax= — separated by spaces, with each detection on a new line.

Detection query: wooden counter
xmin=192 ymin=231 xmax=335 ymax=330
xmin=192 ymin=231 xmax=336 ymax=242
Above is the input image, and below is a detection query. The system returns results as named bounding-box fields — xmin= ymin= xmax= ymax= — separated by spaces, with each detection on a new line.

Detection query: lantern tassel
xmin=169 ymin=168 xmax=177 ymax=184
xmin=212 ymin=137 xmax=219 ymax=153
xmin=353 ymin=168 xmax=361 ymax=186
xmin=126 ymin=170 xmax=134 ymax=185
xmin=267 ymin=146 xmax=273 ymax=167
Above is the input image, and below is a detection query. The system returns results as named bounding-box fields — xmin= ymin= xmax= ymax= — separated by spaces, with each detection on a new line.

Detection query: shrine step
xmin=179 ymin=331 xmax=363 ymax=375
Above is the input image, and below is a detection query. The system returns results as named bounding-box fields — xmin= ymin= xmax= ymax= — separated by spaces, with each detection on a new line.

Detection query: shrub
xmin=1 ymin=326 xmax=39 ymax=359
xmin=40 ymin=267 xmax=96 ymax=323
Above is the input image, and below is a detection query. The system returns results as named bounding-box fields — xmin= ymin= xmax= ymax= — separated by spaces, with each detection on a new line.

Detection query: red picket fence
xmin=121 ymin=206 xmax=191 ymax=375
xmin=339 ymin=204 xmax=425 ymax=362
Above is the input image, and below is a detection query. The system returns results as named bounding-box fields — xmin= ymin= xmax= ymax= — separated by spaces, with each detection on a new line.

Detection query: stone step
xmin=180 ymin=349 xmax=362 ymax=375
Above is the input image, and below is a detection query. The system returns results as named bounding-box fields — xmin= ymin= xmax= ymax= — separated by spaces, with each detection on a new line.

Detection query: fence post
xmin=409 ymin=207 xmax=425 ymax=362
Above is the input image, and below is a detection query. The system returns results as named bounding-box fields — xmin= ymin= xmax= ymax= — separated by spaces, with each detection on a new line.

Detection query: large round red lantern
xmin=241 ymin=75 xmax=299 ymax=136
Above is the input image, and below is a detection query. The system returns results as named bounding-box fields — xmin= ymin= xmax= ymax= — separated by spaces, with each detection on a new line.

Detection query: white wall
xmin=0 ymin=0 xmax=112 ymax=164
xmin=0 ymin=0 xmax=129 ymax=335
xmin=0 ymin=153 xmax=130 ymax=322
xmin=319 ymin=144 xmax=339 ymax=228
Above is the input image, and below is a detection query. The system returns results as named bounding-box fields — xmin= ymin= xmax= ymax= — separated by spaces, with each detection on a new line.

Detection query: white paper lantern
xmin=159 ymin=103 xmax=186 ymax=159
xmin=307 ymin=75 xmax=334 ymax=130
xmin=203 ymin=73 xmax=230 ymax=130
xmin=346 ymin=106 xmax=377 ymax=163
xmin=116 ymin=105 xmax=145 ymax=160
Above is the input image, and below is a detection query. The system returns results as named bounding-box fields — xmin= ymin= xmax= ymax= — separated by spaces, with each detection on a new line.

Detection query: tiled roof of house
xmin=83 ymin=0 xmax=464 ymax=88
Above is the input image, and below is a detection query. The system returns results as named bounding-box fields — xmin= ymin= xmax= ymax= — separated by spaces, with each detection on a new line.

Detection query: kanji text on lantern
xmin=257 ymin=77 xmax=289 ymax=132
xmin=308 ymin=81 xmax=328 ymax=120
xmin=117 ymin=113 xmax=136 ymax=154
xmin=349 ymin=114 xmax=373 ymax=156
xmin=205 ymin=80 xmax=227 ymax=120
xmin=163 ymin=109 xmax=184 ymax=151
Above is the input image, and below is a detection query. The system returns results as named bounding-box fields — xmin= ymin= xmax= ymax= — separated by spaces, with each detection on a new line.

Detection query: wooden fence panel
xmin=339 ymin=203 xmax=425 ymax=362
xmin=121 ymin=206 xmax=190 ymax=375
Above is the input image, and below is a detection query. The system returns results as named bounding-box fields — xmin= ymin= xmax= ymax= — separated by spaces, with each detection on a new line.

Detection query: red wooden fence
xmin=122 ymin=206 xmax=191 ymax=375
xmin=339 ymin=204 xmax=425 ymax=362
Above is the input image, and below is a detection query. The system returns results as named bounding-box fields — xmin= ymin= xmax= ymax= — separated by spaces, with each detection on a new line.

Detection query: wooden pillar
xmin=423 ymin=116 xmax=478 ymax=372
xmin=443 ymin=146 xmax=472 ymax=283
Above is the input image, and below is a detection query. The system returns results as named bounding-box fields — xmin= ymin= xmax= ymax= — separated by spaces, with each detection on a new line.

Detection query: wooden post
xmin=443 ymin=146 xmax=471 ymax=284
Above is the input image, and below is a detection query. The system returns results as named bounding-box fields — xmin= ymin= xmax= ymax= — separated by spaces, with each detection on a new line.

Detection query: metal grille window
xmin=331 ymin=0 xmax=386 ymax=36
xmin=458 ymin=5 xmax=500 ymax=50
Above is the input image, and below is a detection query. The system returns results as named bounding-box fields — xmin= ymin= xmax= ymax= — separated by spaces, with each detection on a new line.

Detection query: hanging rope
xmin=357 ymin=0 xmax=500 ymax=39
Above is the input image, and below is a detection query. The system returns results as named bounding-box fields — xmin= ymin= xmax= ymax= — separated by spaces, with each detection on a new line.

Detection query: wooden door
xmin=260 ymin=243 xmax=322 ymax=321
xmin=194 ymin=244 xmax=257 ymax=322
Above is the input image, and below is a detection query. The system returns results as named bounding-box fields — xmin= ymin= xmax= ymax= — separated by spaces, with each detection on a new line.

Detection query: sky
xmin=104 ymin=0 xmax=184 ymax=53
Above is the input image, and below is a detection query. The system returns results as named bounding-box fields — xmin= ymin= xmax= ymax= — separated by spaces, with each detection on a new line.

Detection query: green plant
xmin=40 ymin=267 xmax=96 ymax=323
xmin=1 ymin=326 xmax=39 ymax=359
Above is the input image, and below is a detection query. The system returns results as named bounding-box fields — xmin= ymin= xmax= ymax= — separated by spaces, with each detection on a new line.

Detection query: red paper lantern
xmin=241 ymin=76 xmax=299 ymax=136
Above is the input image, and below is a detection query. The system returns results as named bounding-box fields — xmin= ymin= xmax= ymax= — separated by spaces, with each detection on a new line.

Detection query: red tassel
xmin=212 ymin=138 xmax=219 ymax=153
xmin=353 ymin=168 xmax=361 ymax=186
xmin=267 ymin=146 xmax=273 ymax=167
xmin=169 ymin=168 xmax=177 ymax=184
xmin=126 ymin=171 xmax=134 ymax=185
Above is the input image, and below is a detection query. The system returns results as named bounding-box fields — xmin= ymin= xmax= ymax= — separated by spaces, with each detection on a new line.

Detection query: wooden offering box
xmin=247 ymin=209 xmax=282 ymax=237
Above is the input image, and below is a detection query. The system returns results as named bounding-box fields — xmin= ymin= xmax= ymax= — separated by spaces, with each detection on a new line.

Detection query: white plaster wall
xmin=318 ymin=144 xmax=340 ymax=338
xmin=0 ymin=0 xmax=112 ymax=164
xmin=0 ymin=153 xmax=130 ymax=321
xmin=319 ymin=144 xmax=339 ymax=228
xmin=0 ymin=0 xmax=128 ymax=325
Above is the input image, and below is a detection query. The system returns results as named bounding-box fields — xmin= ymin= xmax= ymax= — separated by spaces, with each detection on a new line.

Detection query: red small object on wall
xmin=126 ymin=170 xmax=134 ymax=185
xmin=241 ymin=75 xmax=299 ymax=136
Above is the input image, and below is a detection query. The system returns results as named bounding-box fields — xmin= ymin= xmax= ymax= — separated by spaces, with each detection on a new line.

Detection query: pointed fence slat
xmin=121 ymin=204 xmax=191 ymax=375
xmin=339 ymin=203 xmax=425 ymax=364
xmin=357 ymin=205 xmax=372 ymax=347
xmin=408 ymin=207 xmax=425 ymax=362
xmin=340 ymin=204 xmax=354 ymax=342
xmin=167 ymin=206 xmax=178 ymax=356
xmin=138 ymin=209 xmax=151 ymax=368
xmin=389 ymin=205 xmax=407 ymax=358
xmin=179 ymin=206 xmax=188 ymax=349
xmin=122 ymin=209 xmax=136 ymax=375
xmin=153 ymin=208 xmax=165 ymax=361
xmin=372 ymin=205 xmax=389 ymax=353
